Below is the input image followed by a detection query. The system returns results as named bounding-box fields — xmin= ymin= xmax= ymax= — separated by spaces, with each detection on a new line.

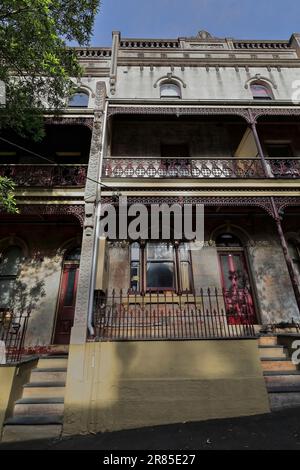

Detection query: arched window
xmin=0 ymin=246 xmax=22 ymax=308
xmin=250 ymin=82 xmax=273 ymax=100
xmin=160 ymin=82 xmax=181 ymax=99
xmin=68 ymin=90 xmax=89 ymax=108
xmin=288 ymin=240 xmax=300 ymax=277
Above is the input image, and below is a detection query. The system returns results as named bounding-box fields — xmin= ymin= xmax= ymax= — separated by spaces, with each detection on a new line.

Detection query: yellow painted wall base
xmin=0 ymin=360 xmax=37 ymax=438
xmin=63 ymin=340 xmax=270 ymax=435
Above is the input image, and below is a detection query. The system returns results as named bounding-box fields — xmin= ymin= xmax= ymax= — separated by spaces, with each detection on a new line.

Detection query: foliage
xmin=0 ymin=0 xmax=100 ymax=140
xmin=0 ymin=175 xmax=19 ymax=213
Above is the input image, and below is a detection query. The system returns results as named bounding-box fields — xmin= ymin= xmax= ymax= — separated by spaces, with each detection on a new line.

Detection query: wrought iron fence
xmin=0 ymin=310 xmax=30 ymax=364
xmin=0 ymin=164 xmax=88 ymax=187
xmin=102 ymin=157 xmax=300 ymax=179
xmin=93 ymin=289 xmax=256 ymax=341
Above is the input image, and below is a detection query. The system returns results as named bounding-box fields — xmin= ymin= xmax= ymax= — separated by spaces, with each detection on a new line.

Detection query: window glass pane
xmin=160 ymin=83 xmax=181 ymax=98
xmin=147 ymin=243 xmax=173 ymax=260
xmin=130 ymin=262 xmax=140 ymax=291
xmin=0 ymin=279 xmax=15 ymax=308
xmin=0 ymin=246 xmax=22 ymax=276
xmin=146 ymin=262 xmax=174 ymax=289
xmin=64 ymin=269 xmax=76 ymax=306
xmin=130 ymin=243 xmax=140 ymax=261
xmin=251 ymin=84 xmax=272 ymax=99
xmin=179 ymin=243 xmax=190 ymax=261
xmin=181 ymin=261 xmax=191 ymax=291
xmin=68 ymin=92 xmax=89 ymax=108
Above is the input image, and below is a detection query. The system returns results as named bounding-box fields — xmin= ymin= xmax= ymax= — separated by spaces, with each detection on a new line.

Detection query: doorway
xmin=53 ymin=247 xmax=81 ymax=344
xmin=216 ymin=233 xmax=257 ymax=324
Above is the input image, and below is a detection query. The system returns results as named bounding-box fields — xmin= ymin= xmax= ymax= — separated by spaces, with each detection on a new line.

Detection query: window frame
xmin=129 ymin=241 xmax=193 ymax=294
xmin=250 ymin=81 xmax=274 ymax=100
xmin=67 ymin=90 xmax=89 ymax=108
xmin=0 ymin=245 xmax=23 ymax=309
xmin=160 ymin=82 xmax=181 ymax=99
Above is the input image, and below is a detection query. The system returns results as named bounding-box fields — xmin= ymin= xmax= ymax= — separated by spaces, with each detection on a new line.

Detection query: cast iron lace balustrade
xmin=93 ymin=288 xmax=256 ymax=341
xmin=0 ymin=165 xmax=88 ymax=187
xmin=102 ymin=158 xmax=300 ymax=179
xmin=0 ymin=309 xmax=30 ymax=364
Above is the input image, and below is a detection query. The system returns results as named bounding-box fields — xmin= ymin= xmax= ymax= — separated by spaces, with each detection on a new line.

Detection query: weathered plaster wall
xmin=0 ymin=359 xmax=37 ymax=438
xmin=63 ymin=340 xmax=270 ymax=435
xmin=249 ymin=243 xmax=299 ymax=323
xmin=0 ymin=223 xmax=82 ymax=346
xmin=107 ymin=245 xmax=130 ymax=291
xmin=111 ymin=120 xmax=246 ymax=158
xmin=114 ymin=66 xmax=300 ymax=101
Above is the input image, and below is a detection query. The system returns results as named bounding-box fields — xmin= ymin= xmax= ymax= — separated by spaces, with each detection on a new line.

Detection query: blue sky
xmin=91 ymin=0 xmax=300 ymax=46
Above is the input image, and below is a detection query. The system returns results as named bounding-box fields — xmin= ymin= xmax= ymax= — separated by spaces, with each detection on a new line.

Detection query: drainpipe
xmin=87 ymin=99 xmax=109 ymax=336
xmin=249 ymin=110 xmax=300 ymax=313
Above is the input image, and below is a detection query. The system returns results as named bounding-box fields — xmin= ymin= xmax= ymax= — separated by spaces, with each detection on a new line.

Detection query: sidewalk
xmin=1 ymin=408 xmax=300 ymax=450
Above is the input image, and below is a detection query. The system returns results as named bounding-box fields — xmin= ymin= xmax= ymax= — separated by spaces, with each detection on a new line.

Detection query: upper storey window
xmin=160 ymin=82 xmax=181 ymax=99
xmin=250 ymin=82 xmax=273 ymax=100
xmin=68 ymin=90 xmax=89 ymax=108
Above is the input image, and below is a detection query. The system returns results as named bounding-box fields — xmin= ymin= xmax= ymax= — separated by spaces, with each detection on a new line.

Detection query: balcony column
xmin=248 ymin=111 xmax=300 ymax=313
xmin=70 ymin=82 xmax=107 ymax=344
xmin=249 ymin=117 xmax=272 ymax=178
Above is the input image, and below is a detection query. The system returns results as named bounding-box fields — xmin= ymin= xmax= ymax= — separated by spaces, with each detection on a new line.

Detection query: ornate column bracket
xmin=273 ymin=196 xmax=300 ymax=214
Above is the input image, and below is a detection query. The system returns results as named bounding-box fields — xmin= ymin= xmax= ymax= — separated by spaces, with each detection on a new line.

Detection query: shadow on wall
xmin=63 ymin=339 xmax=269 ymax=436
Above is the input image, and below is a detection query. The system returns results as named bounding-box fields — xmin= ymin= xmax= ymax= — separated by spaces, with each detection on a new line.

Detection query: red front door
xmin=218 ymin=252 xmax=257 ymax=324
xmin=53 ymin=263 xmax=79 ymax=344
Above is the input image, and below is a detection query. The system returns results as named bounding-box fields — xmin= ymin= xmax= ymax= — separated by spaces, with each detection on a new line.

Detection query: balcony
xmin=102 ymin=158 xmax=300 ymax=179
xmin=0 ymin=164 xmax=88 ymax=187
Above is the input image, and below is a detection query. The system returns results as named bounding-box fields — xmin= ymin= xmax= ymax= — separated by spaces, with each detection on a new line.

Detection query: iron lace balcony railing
xmin=102 ymin=157 xmax=300 ymax=179
xmin=0 ymin=309 xmax=30 ymax=364
xmin=0 ymin=164 xmax=88 ymax=187
xmin=93 ymin=289 xmax=256 ymax=341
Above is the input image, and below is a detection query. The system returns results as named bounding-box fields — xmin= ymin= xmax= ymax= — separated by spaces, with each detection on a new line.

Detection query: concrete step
xmin=259 ymin=346 xmax=287 ymax=359
xmin=259 ymin=336 xmax=278 ymax=346
xmin=5 ymin=415 xmax=63 ymax=425
xmin=264 ymin=372 xmax=300 ymax=387
xmin=2 ymin=424 xmax=62 ymax=443
xmin=269 ymin=391 xmax=300 ymax=410
xmin=30 ymin=368 xmax=67 ymax=383
xmin=23 ymin=382 xmax=65 ymax=399
xmin=261 ymin=358 xmax=298 ymax=372
xmin=14 ymin=398 xmax=64 ymax=417
xmin=37 ymin=356 xmax=68 ymax=369
xmin=266 ymin=384 xmax=300 ymax=393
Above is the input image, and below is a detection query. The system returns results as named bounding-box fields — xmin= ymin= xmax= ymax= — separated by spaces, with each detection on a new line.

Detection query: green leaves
xmin=0 ymin=0 xmax=100 ymax=140
xmin=0 ymin=176 xmax=19 ymax=213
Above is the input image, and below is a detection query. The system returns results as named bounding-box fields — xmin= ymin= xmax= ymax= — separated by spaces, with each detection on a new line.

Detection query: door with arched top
xmin=53 ymin=248 xmax=81 ymax=344
xmin=216 ymin=233 xmax=257 ymax=324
